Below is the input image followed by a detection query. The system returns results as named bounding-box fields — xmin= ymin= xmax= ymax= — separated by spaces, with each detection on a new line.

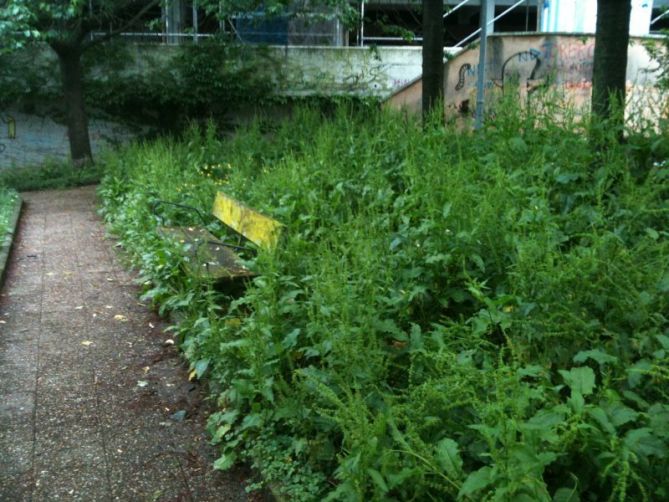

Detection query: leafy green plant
xmin=98 ymin=100 xmax=669 ymax=501
xmin=0 ymin=185 xmax=19 ymax=241
xmin=0 ymin=160 xmax=103 ymax=191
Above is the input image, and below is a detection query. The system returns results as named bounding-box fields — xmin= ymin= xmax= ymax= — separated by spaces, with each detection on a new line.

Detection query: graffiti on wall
xmin=493 ymin=49 xmax=548 ymax=99
xmin=387 ymin=34 xmax=665 ymax=124
xmin=451 ymin=49 xmax=548 ymax=114
xmin=455 ymin=63 xmax=473 ymax=91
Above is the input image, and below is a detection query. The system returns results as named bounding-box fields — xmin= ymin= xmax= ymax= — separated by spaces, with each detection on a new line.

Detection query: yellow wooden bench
xmin=155 ymin=192 xmax=283 ymax=282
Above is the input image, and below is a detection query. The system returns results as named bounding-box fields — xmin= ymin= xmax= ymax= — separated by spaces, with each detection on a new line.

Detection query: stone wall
xmin=0 ymin=112 xmax=135 ymax=169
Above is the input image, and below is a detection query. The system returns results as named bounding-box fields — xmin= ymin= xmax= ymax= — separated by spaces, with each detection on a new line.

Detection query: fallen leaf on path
xmin=81 ymin=341 xmax=93 ymax=346
xmin=105 ymin=305 xmax=113 ymax=309
xmin=163 ymin=339 xmax=174 ymax=346
xmin=149 ymin=322 xmax=155 ymax=329
xmin=143 ymin=366 xmax=150 ymax=374
xmin=137 ymin=380 xmax=148 ymax=388
xmin=75 ymin=306 xmax=84 ymax=310
xmin=114 ymin=314 xmax=128 ymax=322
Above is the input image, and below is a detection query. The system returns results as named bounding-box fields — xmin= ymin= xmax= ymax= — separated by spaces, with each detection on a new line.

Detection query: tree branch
xmin=82 ymin=0 xmax=161 ymax=50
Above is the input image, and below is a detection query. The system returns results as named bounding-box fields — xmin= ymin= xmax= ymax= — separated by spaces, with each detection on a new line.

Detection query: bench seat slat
xmin=158 ymin=226 xmax=256 ymax=281
xmin=212 ymin=192 xmax=283 ymax=250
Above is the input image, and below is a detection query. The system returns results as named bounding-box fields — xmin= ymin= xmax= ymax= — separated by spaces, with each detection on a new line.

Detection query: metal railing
xmin=91 ymin=24 xmax=342 ymax=46
xmin=358 ymin=0 xmax=532 ymax=48
xmin=360 ymin=0 xmax=474 ymax=46
xmin=443 ymin=0 xmax=475 ymax=19
xmin=90 ymin=31 xmax=216 ymax=44
xmin=651 ymin=10 xmax=669 ymax=25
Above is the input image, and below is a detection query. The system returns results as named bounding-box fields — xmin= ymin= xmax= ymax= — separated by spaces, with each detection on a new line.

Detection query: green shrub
xmin=0 ymin=160 xmax=102 ymax=191
xmin=0 ymin=185 xmax=19 ymax=241
xmin=98 ymin=102 xmax=669 ymax=501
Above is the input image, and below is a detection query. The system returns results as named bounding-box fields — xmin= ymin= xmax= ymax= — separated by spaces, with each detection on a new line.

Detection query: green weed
xmin=98 ymin=102 xmax=669 ymax=501
xmin=0 ymin=160 xmax=102 ymax=191
xmin=0 ymin=185 xmax=19 ymax=240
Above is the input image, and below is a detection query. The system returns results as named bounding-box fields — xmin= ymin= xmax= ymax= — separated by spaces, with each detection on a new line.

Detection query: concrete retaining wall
xmin=0 ymin=112 xmax=134 ymax=169
xmin=387 ymin=33 xmax=667 ymax=126
xmin=0 ymin=45 xmax=423 ymax=169
xmin=1 ymin=37 xmax=665 ymax=168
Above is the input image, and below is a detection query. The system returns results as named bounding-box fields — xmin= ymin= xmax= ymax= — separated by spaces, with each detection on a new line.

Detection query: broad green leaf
xmin=367 ymin=468 xmax=389 ymax=493
xmin=220 ymin=339 xmax=250 ymax=351
xmin=568 ymin=392 xmax=585 ymax=413
xmin=608 ymin=404 xmax=639 ymax=427
xmin=458 ymin=466 xmax=493 ymax=498
xmin=240 ymin=413 xmax=263 ymax=430
xmin=573 ymin=349 xmax=617 ymax=366
xmin=435 ymin=438 xmax=463 ymax=479
xmin=657 ymin=273 xmax=669 ymax=292
xmin=588 ymin=407 xmax=615 ymax=434
xmin=213 ymin=452 xmax=236 ymax=470
xmin=212 ymin=423 xmax=232 ymax=443
xmin=559 ymin=367 xmax=596 ymax=396
xmin=657 ymin=334 xmax=669 ymax=350
xmin=553 ymin=486 xmax=580 ymax=502
xmin=646 ymin=227 xmax=660 ymax=240
xmin=627 ymin=359 xmax=653 ymax=388
xmin=517 ymin=365 xmax=545 ymax=378
xmin=281 ymin=328 xmax=301 ymax=349
xmin=649 ymin=404 xmax=669 ymax=439
xmin=442 ymin=202 xmax=452 ymax=218
xmin=624 ymin=428 xmax=666 ymax=458
xmin=526 ymin=408 xmax=566 ymax=430
xmin=194 ymin=358 xmax=209 ymax=378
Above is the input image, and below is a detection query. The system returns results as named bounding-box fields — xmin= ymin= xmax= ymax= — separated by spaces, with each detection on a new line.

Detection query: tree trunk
xmin=422 ymin=0 xmax=444 ymax=121
xmin=591 ymin=0 xmax=631 ymax=125
xmin=53 ymin=44 xmax=93 ymax=166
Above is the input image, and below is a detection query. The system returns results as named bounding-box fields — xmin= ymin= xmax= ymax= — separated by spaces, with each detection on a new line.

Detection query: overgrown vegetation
xmin=0 ymin=39 xmax=277 ymax=132
xmin=0 ymin=186 xmax=19 ymax=241
xmin=0 ymin=162 xmax=102 ymax=192
xmin=98 ymin=101 xmax=669 ymax=501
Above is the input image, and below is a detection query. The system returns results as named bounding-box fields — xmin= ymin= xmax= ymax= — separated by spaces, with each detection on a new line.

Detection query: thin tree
xmin=1 ymin=1 xmax=160 ymax=166
xmin=591 ymin=0 xmax=632 ymax=128
xmin=422 ymin=0 xmax=444 ymax=120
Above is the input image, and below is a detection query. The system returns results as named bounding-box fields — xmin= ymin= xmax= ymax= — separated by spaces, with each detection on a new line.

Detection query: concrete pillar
xmin=487 ymin=0 xmax=495 ymax=34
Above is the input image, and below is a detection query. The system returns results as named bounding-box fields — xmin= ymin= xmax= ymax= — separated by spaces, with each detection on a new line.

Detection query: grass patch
xmin=0 ymin=161 xmax=103 ymax=192
xmin=98 ymin=102 xmax=669 ymax=501
xmin=0 ymin=186 xmax=19 ymax=240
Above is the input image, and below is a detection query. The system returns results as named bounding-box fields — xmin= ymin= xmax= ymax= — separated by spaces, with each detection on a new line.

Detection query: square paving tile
xmin=33 ymin=460 xmax=111 ymax=502
xmin=0 ymin=468 xmax=34 ymax=502
xmin=0 ymin=392 xmax=35 ymax=431
xmin=35 ymin=386 xmax=98 ymax=429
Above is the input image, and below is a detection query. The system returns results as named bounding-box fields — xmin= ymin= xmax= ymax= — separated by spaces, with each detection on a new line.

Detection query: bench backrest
xmin=212 ymin=192 xmax=283 ymax=250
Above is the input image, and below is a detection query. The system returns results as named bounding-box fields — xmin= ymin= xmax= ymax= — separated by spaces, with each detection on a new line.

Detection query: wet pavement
xmin=0 ymin=186 xmax=255 ymax=501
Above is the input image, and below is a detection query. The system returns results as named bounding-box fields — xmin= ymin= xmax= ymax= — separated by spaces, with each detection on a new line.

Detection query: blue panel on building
xmin=235 ymin=15 xmax=289 ymax=44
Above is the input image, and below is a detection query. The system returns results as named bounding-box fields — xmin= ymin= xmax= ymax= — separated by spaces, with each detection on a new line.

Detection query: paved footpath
xmin=0 ymin=187 xmax=257 ymax=501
